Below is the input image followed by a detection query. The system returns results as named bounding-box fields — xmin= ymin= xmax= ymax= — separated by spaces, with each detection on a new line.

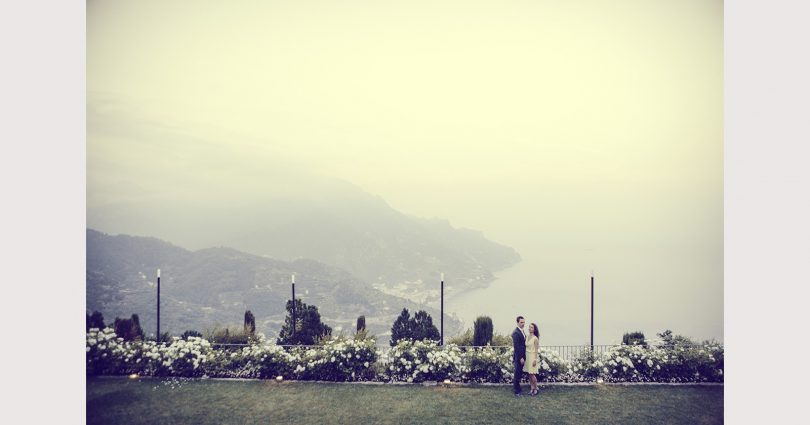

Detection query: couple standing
xmin=512 ymin=315 xmax=540 ymax=397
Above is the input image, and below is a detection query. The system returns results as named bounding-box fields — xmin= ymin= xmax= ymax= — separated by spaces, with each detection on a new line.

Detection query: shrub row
xmin=87 ymin=328 xmax=723 ymax=383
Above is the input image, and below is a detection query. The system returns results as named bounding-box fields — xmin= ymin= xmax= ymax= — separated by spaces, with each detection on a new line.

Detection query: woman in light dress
xmin=523 ymin=323 xmax=540 ymax=396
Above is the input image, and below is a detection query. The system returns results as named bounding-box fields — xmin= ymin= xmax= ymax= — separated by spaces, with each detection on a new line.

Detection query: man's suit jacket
xmin=512 ymin=327 xmax=526 ymax=364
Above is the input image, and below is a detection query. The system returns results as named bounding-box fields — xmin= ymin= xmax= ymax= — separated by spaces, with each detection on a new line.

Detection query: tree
xmin=473 ymin=316 xmax=494 ymax=346
xmin=113 ymin=314 xmax=145 ymax=341
xmin=390 ymin=308 xmax=440 ymax=346
xmin=622 ymin=331 xmax=647 ymax=347
xmin=390 ymin=308 xmax=412 ymax=346
xmin=244 ymin=310 xmax=256 ymax=336
xmin=86 ymin=311 xmax=105 ymax=331
xmin=411 ymin=310 xmax=440 ymax=342
xmin=277 ymin=299 xmax=332 ymax=345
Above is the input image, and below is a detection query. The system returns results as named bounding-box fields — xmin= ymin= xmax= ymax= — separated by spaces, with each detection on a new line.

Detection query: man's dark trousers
xmin=513 ymin=360 xmax=524 ymax=394
xmin=512 ymin=327 xmax=526 ymax=394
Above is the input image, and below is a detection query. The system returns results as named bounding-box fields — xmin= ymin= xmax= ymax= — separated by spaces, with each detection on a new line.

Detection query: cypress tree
xmin=244 ymin=310 xmax=256 ymax=335
xmin=473 ymin=316 xmax=494 ymax=346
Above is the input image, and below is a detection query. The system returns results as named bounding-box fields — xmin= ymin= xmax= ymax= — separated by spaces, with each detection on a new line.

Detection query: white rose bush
xmin=289 ymin=337 xmax=379 ymax=381
xmin=86 ymin=328 xmax=213 ymax=377
xmin=148 ymin=336 xmax=212 ymax=377
xmin=202 ymin=339 xmax=295 ymax=379
xmin=458 ymin=345 xmax=513 ymax=383
xmin=87 ymin=328 xmax=723 ymax=383
xmin=385 ymin=339 xmax=462 ymax=383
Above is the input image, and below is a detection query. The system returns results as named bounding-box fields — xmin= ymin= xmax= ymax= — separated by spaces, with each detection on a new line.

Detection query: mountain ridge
xmin=88 ymin=183 xmax=521 ymax=301
xmin=86 ymin=229 xmax=465 ymax=340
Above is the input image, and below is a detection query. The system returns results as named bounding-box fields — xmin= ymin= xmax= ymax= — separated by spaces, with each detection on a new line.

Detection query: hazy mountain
xmin=86 ymin=229 xmax=464 ymax=340
xmin=87 ymin=180 xmax=521 ymax=301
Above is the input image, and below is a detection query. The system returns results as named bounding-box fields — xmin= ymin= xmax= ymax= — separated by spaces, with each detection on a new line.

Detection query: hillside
xmin=86 ymin=229 xmax=464 ymax=340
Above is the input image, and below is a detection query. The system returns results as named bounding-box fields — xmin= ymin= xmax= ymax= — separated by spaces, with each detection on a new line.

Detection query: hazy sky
xmin=88 ymin=0 xmax=722 ymax=341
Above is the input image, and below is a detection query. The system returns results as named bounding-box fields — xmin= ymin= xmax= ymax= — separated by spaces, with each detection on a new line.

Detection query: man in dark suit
xmin=512 ymin=315 xmax=527 ymax=396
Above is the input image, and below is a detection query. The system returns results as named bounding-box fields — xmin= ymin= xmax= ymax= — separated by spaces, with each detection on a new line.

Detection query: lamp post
xmin=590 ymin=272 xmax=594 ymax=350
xmin=156 ymin=268 xmax=161 ymax=342
xmin=440 ymin=272 xmax=444 ymax=346
xmin=291 ymin=274 xmax=296 ymax=338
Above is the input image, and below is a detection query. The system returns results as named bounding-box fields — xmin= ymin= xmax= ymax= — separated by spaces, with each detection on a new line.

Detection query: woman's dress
xmin=523 ymin=336 xmax=539 ymax=374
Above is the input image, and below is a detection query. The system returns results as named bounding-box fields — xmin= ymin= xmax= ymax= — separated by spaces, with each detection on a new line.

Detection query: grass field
xmin=87 ymin=377 xmax=723 ymax=424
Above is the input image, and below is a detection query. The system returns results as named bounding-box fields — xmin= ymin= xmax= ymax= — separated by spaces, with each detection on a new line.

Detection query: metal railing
xmin=208 ymin=342 xmax=718 ymax=362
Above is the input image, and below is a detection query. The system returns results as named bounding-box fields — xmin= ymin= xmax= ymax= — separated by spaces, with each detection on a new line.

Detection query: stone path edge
xmin=90 ymin=375 xmax=723 ymax=387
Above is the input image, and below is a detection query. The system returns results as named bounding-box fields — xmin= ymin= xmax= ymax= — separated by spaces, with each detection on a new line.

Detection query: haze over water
xmin=447 ymin=246 xmax=722 ymax=346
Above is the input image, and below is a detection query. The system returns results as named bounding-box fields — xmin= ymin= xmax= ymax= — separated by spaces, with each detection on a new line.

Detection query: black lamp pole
xmin=590 ymin=273 xmax=594 ymax=350
xmin=291 ymin=274 xmax=296 ymax=338
xmin=156 ymin=268 xmax=161 ymax=342
xmin=440 ymin=272 xmax=444 ymax=346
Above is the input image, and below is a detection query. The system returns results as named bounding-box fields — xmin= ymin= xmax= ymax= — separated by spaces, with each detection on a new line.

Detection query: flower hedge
xmin=290 ymin=338 xmax=378 ymax=381
xmin=87 ymin=328 xmax=723 ymax=383
xmin=385 ymin=339 xmax=462 ymax=383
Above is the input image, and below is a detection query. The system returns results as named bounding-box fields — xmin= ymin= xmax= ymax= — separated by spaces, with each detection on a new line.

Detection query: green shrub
xmin=473 ymin=316 xmax=494 ymax=346
xmin=113 ymin=314 xmax=145 ymax=341
xmin=87 ymin=325 xmax=723 ymax=383
xmin=207 ymin=326 xmax=252 ymax=344
xmin=622 ymin=331 xmax=647 ymax=347
xmin=459 ymin=346 xmax=511 ymax=383
xmin=86 ymin=311 xmax=105 ymax=331
xmin=277 ymin=299 xmax=332 ymax=345
xmin=449 ymin=328 xmax=511 ymax=346
xmin=386 ymin=340 xmax=461 ymax=383
xmin=181 ymin=330 xmax=203 ymax=340
xmin=448 ymin=329 xmax=473 ymax=345
xmin=292 ymin=337 xmax=378 ymax=381
xmin=536 ymin=349 xmax=567 ymax=381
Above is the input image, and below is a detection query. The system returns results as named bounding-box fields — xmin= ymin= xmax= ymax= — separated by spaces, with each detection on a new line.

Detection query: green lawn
xmin=87 ymin=377 xmax=723 ymax=424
